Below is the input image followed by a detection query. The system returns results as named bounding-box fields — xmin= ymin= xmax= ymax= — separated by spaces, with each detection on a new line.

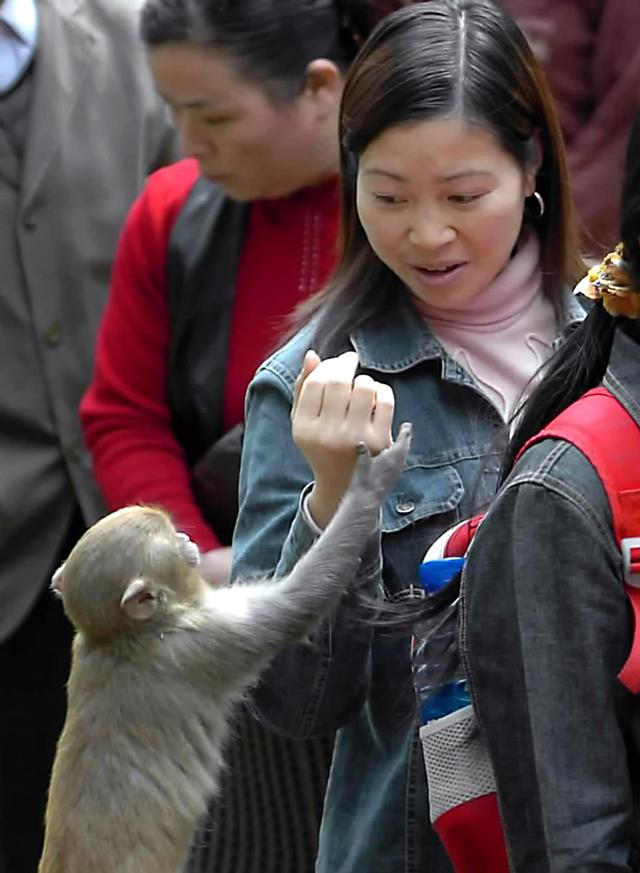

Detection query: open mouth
xmin=418 ymin=262 xmax=464 ymax=274
xmin=412 ymin=262 xmax=467 ymax=285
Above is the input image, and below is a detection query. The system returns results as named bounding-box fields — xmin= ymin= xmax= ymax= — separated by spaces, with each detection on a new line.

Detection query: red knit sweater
xmin=81 ymin=159 xmax=339 ymax=551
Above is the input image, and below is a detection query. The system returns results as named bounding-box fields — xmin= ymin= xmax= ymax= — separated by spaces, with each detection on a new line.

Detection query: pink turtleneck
xmin=414 ymin=231 xmax=557 ymax=420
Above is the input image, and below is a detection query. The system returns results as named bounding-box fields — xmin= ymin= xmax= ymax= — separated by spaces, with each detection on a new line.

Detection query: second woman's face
xmin=356 ymin=117 xmax=537 ymax=311
xmin=148 ymin=44 xmax=337 ymax=200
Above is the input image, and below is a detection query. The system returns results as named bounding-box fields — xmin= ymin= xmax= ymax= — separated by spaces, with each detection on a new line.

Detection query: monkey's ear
xmin=50 ymin=563 xmax=65 ymax=598
xmin=120 ymin=578 xmax=158 ymax=621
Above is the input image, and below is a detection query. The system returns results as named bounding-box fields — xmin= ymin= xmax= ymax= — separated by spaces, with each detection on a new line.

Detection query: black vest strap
xmin=166 ymin=177 xmax=249 ymax=465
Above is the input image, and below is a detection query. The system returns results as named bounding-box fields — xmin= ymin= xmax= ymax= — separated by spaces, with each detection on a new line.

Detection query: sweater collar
xmin=351 ymin=247 xmax=584 ymax=374
xmin=253 ymin=174 xmax=339 ymax=222
xmin=413 ymin=229 xmax=541 ymax=331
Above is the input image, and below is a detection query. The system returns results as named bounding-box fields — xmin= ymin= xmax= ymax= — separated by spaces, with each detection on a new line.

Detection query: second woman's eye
xmin=448 ymin=193 xmax=485 ymax=205
xmin=202 ymin=116 xmax=232 ymax=127
xmin=373 ymin=193 xmax=406 ymax=205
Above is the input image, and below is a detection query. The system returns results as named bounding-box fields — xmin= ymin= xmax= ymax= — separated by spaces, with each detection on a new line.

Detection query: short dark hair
xmin=140 ymin=0 xmax=410 ymax=100
xmin=292 ymin=0 xmax=583 ymax=355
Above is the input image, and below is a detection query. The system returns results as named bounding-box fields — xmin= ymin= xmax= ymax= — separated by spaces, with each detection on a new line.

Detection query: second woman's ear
xmin=302 ymin=59 xmax=344 ymax=118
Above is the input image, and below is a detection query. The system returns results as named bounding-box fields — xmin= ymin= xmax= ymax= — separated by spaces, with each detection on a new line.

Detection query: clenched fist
xmin=292 ymin=350 xmax=396 ymax=528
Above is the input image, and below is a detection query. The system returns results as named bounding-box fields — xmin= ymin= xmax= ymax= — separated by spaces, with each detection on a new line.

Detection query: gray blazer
xmin=0 ymin=0 xmax=178 ymax=639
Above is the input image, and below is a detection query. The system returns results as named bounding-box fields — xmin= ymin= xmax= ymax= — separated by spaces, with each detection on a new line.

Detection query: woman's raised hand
xmin=292 ymin=350 xmax=395 ymax=528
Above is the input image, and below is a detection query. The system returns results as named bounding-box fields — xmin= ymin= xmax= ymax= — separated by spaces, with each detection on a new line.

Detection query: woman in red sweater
xmin=80 ymin=1 xmax=412 ymax=870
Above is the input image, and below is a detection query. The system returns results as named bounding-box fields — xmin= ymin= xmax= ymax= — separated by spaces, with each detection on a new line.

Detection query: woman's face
xmin=148 ymin=44 xmax=339 ymax=200
xmin=356 ymin=117 xmax=537 ymax=311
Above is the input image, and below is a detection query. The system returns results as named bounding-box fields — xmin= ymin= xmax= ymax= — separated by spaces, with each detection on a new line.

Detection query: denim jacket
xmin=462 ymin=324 xmax=640 ymax=872
xmin=232 ymin=290 xmax=584 ymax=873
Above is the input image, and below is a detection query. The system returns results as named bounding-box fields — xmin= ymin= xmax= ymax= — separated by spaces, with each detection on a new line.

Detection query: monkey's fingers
xmin=177 ymin=532 xmax=201 ymax=567
xmin=50 ymin=563 xmax=65 ymax=597
xmin=370 ymin=422 xmax=412 ymax=493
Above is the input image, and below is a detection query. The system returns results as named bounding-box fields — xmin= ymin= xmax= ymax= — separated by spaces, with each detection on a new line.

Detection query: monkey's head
xmin=51 ymin=506 xmax=206 ymax=643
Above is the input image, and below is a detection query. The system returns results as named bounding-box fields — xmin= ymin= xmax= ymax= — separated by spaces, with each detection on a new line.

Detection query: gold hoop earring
xmin=527 ymin=191 xmax=545 ymax=219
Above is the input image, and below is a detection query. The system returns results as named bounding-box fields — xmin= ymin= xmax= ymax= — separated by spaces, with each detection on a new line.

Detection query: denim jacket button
xmin=396 ymin=499 xmax=415 ymax=515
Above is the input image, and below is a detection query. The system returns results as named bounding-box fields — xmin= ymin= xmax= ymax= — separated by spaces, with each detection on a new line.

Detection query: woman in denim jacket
xmin=232 ymin=3 xmax=584 ymax=870
xmin=462 ymin=113 xmax=640 ymax=870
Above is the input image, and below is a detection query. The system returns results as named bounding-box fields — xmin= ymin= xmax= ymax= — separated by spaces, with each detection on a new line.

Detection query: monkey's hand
xmin=176 ymin=532 xmax=201 ymax=567
xmin=177 ymin=534 xmax=232 ymax=587
xmin=349 ymin=422 xmax=412 ymax=506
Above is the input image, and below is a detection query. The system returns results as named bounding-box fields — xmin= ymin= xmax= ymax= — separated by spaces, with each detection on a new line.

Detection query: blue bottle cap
xmin=418 ymin=557 xmax=465 ymax=594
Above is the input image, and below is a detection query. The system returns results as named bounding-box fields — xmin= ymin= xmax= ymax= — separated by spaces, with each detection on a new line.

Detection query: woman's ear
xmin=525 ymin=131 xmax=544 ymax=196
xmin=302 ymin=59 xmax=343 ymax=117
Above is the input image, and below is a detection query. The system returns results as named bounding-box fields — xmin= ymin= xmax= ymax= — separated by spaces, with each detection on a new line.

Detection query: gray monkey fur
xmin=38 ymin=424 xmax=411 ymax=873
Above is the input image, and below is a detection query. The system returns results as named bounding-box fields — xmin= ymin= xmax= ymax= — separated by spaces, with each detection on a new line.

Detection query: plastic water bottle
xmin=413 ymin=556 xmax=511 ymax=873
xmin=413 ymin=557 xmax=470 ymax=724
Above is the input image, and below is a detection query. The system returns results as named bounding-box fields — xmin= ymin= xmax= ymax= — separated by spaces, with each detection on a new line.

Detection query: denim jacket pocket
xmin=369 ymin=461 xmax=466 ymax=733
xmin=381 ymin=460 xmax=465 ymax=535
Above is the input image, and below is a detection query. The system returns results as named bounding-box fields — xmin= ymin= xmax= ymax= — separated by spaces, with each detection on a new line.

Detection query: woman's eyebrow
xmin=441 ymin=169 xmax=494 ymax=181
xmin=361 ymin=168 xmax=496 ymax=182
xmin=360 ymin=168 xmax=407 ymax=182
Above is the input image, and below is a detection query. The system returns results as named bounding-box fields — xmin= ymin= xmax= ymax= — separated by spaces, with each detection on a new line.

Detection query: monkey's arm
xmin=185 ymin=434 xmax=408 ymax=691
xmin=230 ymin=362 xmax=383 ymax=738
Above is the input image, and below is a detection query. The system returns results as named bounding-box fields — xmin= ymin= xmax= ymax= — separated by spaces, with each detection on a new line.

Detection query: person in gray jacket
xmin=0 ymin=1 xmax=176 ymax=869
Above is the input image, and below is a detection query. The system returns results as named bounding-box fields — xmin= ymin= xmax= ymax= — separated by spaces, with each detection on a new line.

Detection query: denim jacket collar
xmin=350 ymin=293 xmax=441 ymax=374
xmin=604 ymin=324 xmax=640 ymax=428
xmin=351 ymin=288 xmax=585 ymax=376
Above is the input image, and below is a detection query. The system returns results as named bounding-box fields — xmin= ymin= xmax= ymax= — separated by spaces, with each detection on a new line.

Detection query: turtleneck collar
xmin=412 ymin=229 xmax=558 ymax=420
xmin=256 ymin=174 xmax=339 ymax=223
xmin=414 ymin=228 xmax=542 ymax=330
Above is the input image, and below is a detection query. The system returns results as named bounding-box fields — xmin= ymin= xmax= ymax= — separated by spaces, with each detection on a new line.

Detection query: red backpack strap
xmin=518 ymin=387 xmax=640 ymax=693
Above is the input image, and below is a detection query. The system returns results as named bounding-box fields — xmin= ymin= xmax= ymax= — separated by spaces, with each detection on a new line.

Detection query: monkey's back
xmin=39 ymin=633 xmax=235 ymax=873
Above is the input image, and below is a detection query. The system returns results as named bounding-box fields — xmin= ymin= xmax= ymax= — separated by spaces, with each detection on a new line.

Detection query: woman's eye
xmin=373 ymin=194 xmax=406 ymax=205
xmin=448 ymin=193 xmax=484 ymax=204
xmin=202 ymin=117 xmax=230 ymax=127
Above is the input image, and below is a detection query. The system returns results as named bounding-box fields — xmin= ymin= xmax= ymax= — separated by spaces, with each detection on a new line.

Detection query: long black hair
xmin=502 ymin=106 xmax=640 ymax=479
xmin=381 ymin=106 xmax=640 ymax=641
xmin=140 ymin=0 xmax=413 ymax=101
xmin=291 ymin=0 xmax=582 ymax=355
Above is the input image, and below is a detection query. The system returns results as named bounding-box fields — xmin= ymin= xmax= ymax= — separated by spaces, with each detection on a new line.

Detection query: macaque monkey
xmin=38 ymin=424 xmax=411 ymax=873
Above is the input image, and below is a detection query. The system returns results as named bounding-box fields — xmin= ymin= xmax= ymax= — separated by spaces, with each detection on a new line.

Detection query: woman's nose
xmin=176 ymin=116 xmax=212 ymax=160
xmin=407 ymin=210 xmax=456 ymax=249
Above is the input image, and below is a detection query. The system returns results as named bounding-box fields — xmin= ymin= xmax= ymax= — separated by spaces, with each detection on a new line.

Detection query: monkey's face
xmin=52 ymin=506 xmax=206 ymax=642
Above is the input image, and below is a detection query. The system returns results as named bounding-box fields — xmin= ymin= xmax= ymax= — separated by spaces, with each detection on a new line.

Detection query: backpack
xmin=421 ymin=385 xmax=640 ymax=873
xmin=445 ymin=386 xmax=640 ymax=691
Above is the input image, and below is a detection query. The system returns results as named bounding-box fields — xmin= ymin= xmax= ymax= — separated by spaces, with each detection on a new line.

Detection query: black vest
xmin=166 ymin=177 xmax=250 ymax=542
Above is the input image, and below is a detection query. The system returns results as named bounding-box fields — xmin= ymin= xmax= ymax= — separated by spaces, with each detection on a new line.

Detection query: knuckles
xmin=294 ymin=425 xmax=390 ymax=457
